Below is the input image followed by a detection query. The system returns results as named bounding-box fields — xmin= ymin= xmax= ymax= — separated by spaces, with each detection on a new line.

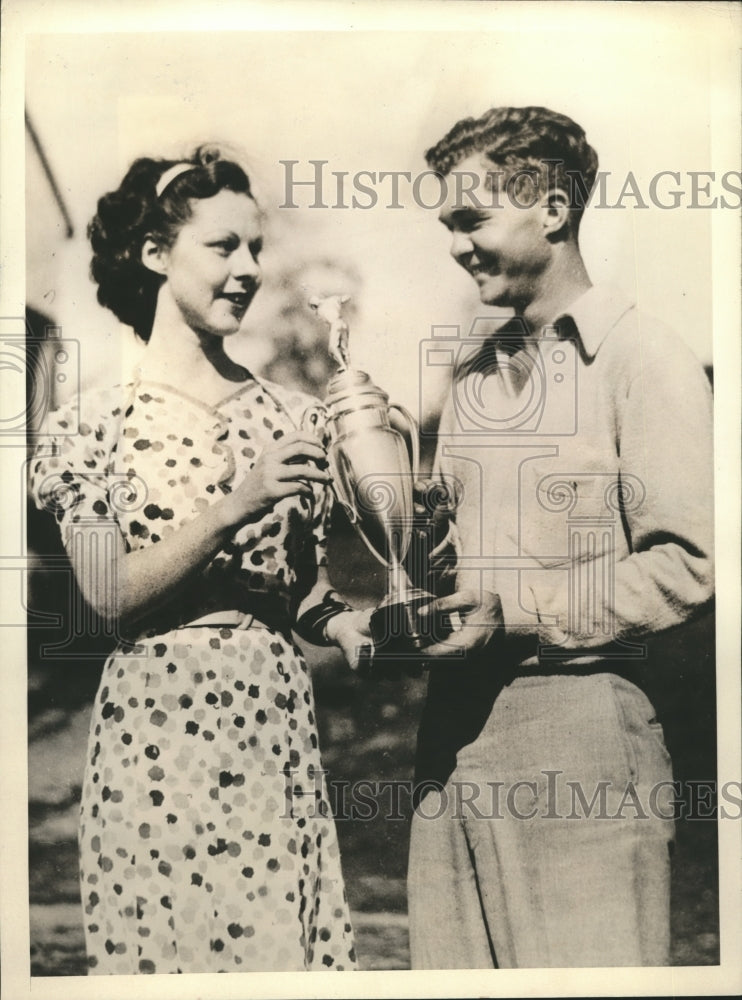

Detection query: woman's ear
xmin=543 ymin=188 xmax=572 ymax=239
xmin=141 ymin=238 xmax=168 ymax=276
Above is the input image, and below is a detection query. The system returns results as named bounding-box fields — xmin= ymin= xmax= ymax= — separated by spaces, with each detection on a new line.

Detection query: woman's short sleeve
xmin=28 ymin=389 xmax=125 ymax=547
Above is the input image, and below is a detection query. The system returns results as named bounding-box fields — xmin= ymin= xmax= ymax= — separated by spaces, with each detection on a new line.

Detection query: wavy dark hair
xmin=88 ymin=145 xmax=255 ymax=341
xmin=425 ymin=106 xmax=599 ymax=232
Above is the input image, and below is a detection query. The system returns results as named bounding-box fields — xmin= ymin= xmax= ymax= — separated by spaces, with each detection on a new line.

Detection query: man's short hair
xmin=425 ymin=106 xmax=599 ymax=227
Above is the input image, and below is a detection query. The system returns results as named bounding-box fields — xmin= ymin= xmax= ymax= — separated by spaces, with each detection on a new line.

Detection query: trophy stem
xmin=379 ymin=553 xmax=432 ymax=611
xmin=388 ymin=554 xmax=408 ymax=600
xmin=386 ymin=557 xmax=420 ymax=604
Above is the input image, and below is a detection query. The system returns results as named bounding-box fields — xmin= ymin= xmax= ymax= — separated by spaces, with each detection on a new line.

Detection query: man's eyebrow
xmin=440 ymin=207 xmax=487 ymax=229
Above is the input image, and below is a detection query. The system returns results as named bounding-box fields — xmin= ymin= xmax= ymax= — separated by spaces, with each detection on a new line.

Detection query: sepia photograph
xmin=1 ymin=1 xmax=740 ymax=998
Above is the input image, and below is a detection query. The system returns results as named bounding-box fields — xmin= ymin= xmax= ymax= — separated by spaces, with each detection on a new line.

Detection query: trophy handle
xmin=300 ymin=404 xmax=359 ymax=527
xmin=388 ymin=404 xmax=420 ymax=482
xmin=301 ymin=403 xmax=328 ymax=435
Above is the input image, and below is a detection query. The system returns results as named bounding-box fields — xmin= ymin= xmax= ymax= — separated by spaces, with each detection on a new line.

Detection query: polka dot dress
xmin=30 ymin=377 xmax=357 ymax=974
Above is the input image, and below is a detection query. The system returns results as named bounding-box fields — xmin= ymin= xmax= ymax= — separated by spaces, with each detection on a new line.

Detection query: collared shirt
xmin=434 ymin=284 xmax=714 ymax=658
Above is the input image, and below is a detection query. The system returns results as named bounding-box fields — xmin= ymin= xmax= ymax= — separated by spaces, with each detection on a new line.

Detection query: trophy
xmin=305 ymin=294 xmax=452 ymax=669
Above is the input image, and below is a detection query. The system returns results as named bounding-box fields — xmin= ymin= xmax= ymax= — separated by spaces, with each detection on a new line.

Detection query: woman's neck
xmin=137 ymin=310 xmax=249 ymax=399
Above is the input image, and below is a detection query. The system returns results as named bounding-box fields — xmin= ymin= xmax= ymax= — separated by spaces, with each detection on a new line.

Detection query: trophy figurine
xmin=305 ymin=294 xmax=452 ymax=669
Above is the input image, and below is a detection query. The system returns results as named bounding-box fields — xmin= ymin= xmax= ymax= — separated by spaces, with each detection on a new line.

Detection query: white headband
xmin=155 ymin=162 xmax=197 ymax=198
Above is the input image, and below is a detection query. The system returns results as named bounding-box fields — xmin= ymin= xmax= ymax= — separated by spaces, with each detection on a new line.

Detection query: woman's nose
xmin=231 ymin=244 xmax=261 ymax=281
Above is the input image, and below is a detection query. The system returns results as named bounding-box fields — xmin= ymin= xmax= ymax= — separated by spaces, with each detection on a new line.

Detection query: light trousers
xmin=408 ymin=672 xmax=674 ymax=968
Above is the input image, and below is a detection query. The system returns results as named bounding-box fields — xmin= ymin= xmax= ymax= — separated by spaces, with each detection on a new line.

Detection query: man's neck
xmin=519 ymin=248 xmax=592 ymax=336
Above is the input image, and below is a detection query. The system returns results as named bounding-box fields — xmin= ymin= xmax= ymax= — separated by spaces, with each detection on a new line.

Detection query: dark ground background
xmin=27 ymin=502 xmax=719 ymax=975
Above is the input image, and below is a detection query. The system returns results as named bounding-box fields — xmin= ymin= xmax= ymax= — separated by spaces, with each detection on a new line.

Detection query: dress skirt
xmin=79 ymin=623 xmax=356 ymax=973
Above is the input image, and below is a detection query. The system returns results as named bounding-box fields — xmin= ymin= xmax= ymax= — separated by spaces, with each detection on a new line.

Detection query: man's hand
xmin=418 ymin=589 xmax=503 ymax=660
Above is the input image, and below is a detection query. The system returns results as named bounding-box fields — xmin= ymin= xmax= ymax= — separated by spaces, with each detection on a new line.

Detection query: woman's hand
xmin=92 ymin=433 xmax=329 ymax=632
xmin=222 ymin=431 xmax=332 ymax=527
xmin=325 ymin=609 xmax=374 ymax=672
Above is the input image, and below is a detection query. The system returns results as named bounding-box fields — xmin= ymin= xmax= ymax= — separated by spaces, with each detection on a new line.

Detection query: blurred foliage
xmin=252 ymin=255 xmax=363 ymax=399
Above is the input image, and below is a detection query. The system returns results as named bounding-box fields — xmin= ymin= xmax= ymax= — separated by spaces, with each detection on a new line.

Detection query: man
xmin=408 ymin=106 xmax=714 ymax=968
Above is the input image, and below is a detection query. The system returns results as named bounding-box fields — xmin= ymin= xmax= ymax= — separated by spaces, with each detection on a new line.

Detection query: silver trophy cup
xmin=303 ymin=367 xmax=436 ymax=658
xmin=304 ymin=294 xmax=454 ymax=670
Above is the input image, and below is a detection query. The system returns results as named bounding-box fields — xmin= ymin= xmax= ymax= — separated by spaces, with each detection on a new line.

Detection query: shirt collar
xmin=553 ymin=284 xmax=635 ymax=358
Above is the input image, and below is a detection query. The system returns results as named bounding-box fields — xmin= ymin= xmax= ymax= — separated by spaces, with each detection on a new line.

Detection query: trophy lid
xmin=325 ymin=367 xmax=390 ymax=415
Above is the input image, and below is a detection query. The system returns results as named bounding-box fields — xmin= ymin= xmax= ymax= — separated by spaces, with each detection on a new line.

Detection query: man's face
xmin=438 ymin=154 xmax=552 ymax=310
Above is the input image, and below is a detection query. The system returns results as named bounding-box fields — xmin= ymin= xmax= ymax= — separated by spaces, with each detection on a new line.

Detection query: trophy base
xmin=369 ymin=590 xmax=432 ymax=651
xmin=360 ymin=589 xmax=455 ymax=679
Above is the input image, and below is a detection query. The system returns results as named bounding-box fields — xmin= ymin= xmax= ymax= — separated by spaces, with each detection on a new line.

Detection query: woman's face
xmin=159 ymin=189 xmax=263 ymax=337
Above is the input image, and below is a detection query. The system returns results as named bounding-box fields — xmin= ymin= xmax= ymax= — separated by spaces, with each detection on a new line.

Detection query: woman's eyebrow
xmin=203 ymin=229 xmax=238 ymax=239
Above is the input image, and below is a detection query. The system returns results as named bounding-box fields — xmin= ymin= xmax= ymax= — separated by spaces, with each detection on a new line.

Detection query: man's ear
xmin=543 ymin=189 xmax=571 ymax=239
xmin=141 ymin=238 xmax=168 ymax=276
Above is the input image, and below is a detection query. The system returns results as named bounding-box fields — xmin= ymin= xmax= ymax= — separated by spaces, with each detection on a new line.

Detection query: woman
xmin=29 ymin=146 xmax=370 ymax=974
